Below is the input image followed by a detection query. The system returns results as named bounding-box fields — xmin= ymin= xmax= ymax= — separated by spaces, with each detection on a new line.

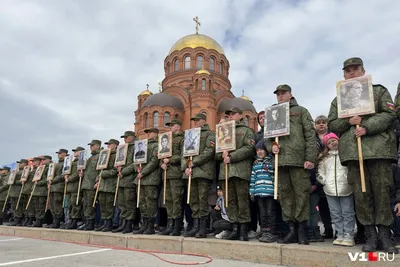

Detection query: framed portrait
xmin=77 ymin=150 xmax=87 ymax=170
xmin=47 ymin=162 xmax=56 ymax=181
xmin=337 ymin=74 xmax=375 ymax=118
xmin=216 ymin=120 xmax=236 ymax=153
xmin=21 ymin=166 xmax=30 ymax=182
xmin=183 ymin=127 xmax=201 ymax=157
xmin=33 ymin=165 xmax=45 ymax=182
xmin=158 ymin=131 xmax=173 ymax=159
xmin=7 ymin=169 xmax=17 ymax=185
xmin=62 ymin=155 xmax=72 ymax=175
xmin=115 ymin=144 xmax=128 ymax=166
xmin=134 ymin=139 xmax=148 ymax=164
xmin=264 ymin=102 xmax=290 ymax=138
xmin=97 ymin=149 xmax=111 ymax=170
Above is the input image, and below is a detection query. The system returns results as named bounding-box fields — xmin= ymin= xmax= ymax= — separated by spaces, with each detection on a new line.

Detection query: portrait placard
xmin=216 ymin=120 xmax=236 ymax=153
xmin=77 ymin=150 xmax=87 ymax=170
xmin=115 ymin=144 xmax=128 ymax=166
xmin=7 ymin=169 xmax=17 ymax=185
xmin=134 ymin=139 xmax=148 ymax=164
xmin=183 ymin=127 xmax=201 ymax=157
xmin=158 ymin=131 xmax=173 ymax=159
xmin=33 ymin=165 xmax=45 ymax=182
xmin=337 ymin=74 xmax=375 ymax=118
xmin=21 ymin=166 xmax=30 ymax=182
xmin=47 ymin=162 xmax=56 ymax=181
xmin=62 ymin=155 xmax=72 ymax=175
xmin=96 ymin=149 xmax=111 ymax=170
xmin=264 ymin=102 xmax=290 ymax=138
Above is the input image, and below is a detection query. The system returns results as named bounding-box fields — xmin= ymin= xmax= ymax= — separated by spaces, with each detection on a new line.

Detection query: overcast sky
xmin=1 ymin=0 xmax=399 ymax=164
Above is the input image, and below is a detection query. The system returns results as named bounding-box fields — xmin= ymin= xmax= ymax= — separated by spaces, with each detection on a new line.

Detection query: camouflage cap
xmin=88 ymin=139 xmax=102 ymax=146
xmin=342 ymin=57 xmax=363 ymax=70
xmin=273 ymin=84 xmax=292 ymax=94
xmin=17 ymin=159 xmax=28 ymax=164
xmin=43 ymin=155 xmax=52 ymax=160
xmin=120 ymin=131 xmax=135 ymax=138
xmin=225 ymin=107 xmax=243 ymax=115
xmin=165 ymin=119 xmax=182 ymax=126
xmin=72 ymin=146 xmax=85 ymax=152
xmin=56 ymin=148 xmax=68 ymax=154
xmin=32 ymin=157 xmax=43 ymax=162
xmin=190 ymin=113 xmax=207 ymax=121
xmin=3 ymin=166 xmax=10 ymax=171
xmin=144 ymin=128 xmax=159 ymax=134
xmin=105 ymin=139 xmax=120 ymax=145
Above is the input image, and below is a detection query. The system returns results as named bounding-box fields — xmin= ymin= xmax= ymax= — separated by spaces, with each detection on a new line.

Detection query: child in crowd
xmin=317 ymin=133 xmax=355 ymax=247
xmin=249 ymin=141 xmax=276 ymax=243
xmin=211 ymin=186 xmax=232 ymax=239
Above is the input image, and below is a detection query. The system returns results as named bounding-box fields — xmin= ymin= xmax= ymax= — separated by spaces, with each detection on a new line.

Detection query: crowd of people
xmin=1 ymin=57 xmax=400 ymax=254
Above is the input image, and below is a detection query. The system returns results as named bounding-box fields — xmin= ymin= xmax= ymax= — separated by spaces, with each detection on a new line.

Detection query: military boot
xmin=224 ymin=223 xmax=239 ymax=240
xmin=239 ymin=224 xmax=249 ymax=241
xmin=94 ymin=220 xmax=106 ymax=231
xmin=84 ymin=219 xmax=95 ymax=231
xmin=26 ymin=217 xmax=35 ymax=227
xmin=195 ymin=218 xmax=207 ymax=238
xmin=49 ymin=217 xmax=61 ymax=229
xmin=16 ymin=217 xmax=24 ymax=226
xmin=67 ymin=219 xmax=78 ymax=229
xmin=143 ymin=218 xmax=155 ymax=235
xmin=278 ymin=221 xmax=298 ymax=244
xmin=22 ymin=217 xmax=29 ymax=226
xmin=112 ymin=219 xmax=126 ymax=233
xmin=184 ymin=218 xmax=199 ymax=237
xmin=298 ymin=221 xmax=309 ymax=245
xmin=378 ymin=225 xmax=398 ymax=254
xmin=159 ymin=219 xmax=174 ymax=236
xmin=9 ymin=217 xmax=21 ymax=227
xmin=170 ymin=218 xmax=182 ymax=236
xmin=33 ymin=219 xmax=43 ymax=228
xmin=133 ymin=218 xmax=148 ymax=235
xmin=102 ymin=220 xmax=113 ymax=232
xmin=122 ymin=220 xmax=133 ymax=234
xmin=362 ymin=225 xmax=378 ymax=252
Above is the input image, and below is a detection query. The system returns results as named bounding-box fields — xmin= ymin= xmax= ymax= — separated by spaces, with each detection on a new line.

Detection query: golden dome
xmin=241 ymin=95 xmax=252 ymax=102
xmin=139 ymin=89 xmax=153 ymax=96
xmin=195 ymin=69 xmax=211 ymax=75
xmin=168 ymin=34 xmax=225 ymax=55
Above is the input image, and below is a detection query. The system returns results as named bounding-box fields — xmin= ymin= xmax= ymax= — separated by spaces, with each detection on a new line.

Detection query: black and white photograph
xmin=337 ymin=74 xmax=375 ymax=118
xmin=7 ymin=169 xmax=17 ymax=185
xmin=47 ymin=162 xmax=56 ymax=181
xmin=216 ymin=120 xmax=236 ymax=153
xmin=97 ymin=149 xmax=111 ymax=170
xmin=158 ymin=131 xmax=172 ymax=159
xmin=115 ymin=144 xmax=128 ymax=166
xmin=21 ymin=166 xmax=30 ymax=182
xmin=77 ymin=150 xmax=86 ymax=170
xmin=33 ymin=165 xmax=45 ymax=182
xmin=264 ymin=102 xmax=290 ymax=138
xmin=183 ymin=127 xmax=201 ymax=157
xmin=63 ymin=155 xmax=72 ymax=175
xmin=134 ymin=139 xmax=148 ymax=164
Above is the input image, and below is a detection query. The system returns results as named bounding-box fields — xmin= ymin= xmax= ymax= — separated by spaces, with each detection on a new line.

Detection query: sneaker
xmin=216 ymin=231 xmax=229 ymax=239
xmin=248 ymin=230 xmax=257 ymax=239
xmin=333 ymin=235 xmax=344 ymax=246
xmin=341 ymin=233 xmax=355 ymax=247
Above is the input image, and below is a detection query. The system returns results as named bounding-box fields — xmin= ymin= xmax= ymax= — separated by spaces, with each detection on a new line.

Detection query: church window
xmin=184 ymin=56 xmax=191 ymax=69
xmin=174 ymin=59 xmax=179 ymax=72
xmin=153 ymin=111 xmax=159 ymax=127
xmin=144 ymin=113 xmax=149 ymax=128
xmin=220 ymin=62 xmax=224 ymax=74
xmin=164 ymin=112 xmax=170 ymax=126
xmin=210 ymin=57 xmax=215 ymax=71
xmin=197 ymin=55 xmax=203 ymax=69
xmin=201 ymin=79 xmax=206 ymax=90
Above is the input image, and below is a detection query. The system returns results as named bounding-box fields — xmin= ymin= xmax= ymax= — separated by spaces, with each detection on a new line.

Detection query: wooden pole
xmin=163 ymin=167 xmax=167 ymax=205
xmin=2 ymin=186 xmax=11 ymax=212
xmin=113 ymin=172 xmax=121 ymax=207
xmin=356 ymin=125 xmax=366 ymax=192
xmin=76 ymin=170 xmax=82 ymax=205
xmin=16 ymin=184 xmax=24 ymax=211
xmin=274 ymin=137 xmax=279 ymax=200
xmin=26 ymin=183 xmax=36 ymax=210
xmin=187 ymin=156 xmax=192 ymax=204
xmin=225 ymin=163 xmax=228 ymax=208
xmin=62 ymin=178 xmax=67 ymax=208
xmin=92 ymin=171 xmax=102 ymax=208
xmin=136 ymin=164 xmax=141 ymax=208
xmin=45 ymin=185 xmax=51 ymax=211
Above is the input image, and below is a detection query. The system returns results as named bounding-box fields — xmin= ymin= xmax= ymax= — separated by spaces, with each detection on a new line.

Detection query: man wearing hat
xmin=159 ymin=119 xmax=185 ymax=236
xmin=78 ymin=140 xmax=102 ymax=231
xmin=23 ymin=157 xmax=40 ymax=226
xmin=133 ymin=128 xmax=160 ymax=235
xmin=266 ymin=84 xmax=317 ymax=245
xmin=0 ymin=166 xmax=10 ymax=225
xmin=47 ymin=149 xmax=69 ymax=228
xmin=9 ymin=159 xmax=29 ymax=226
xmin=216 ymin=107 xmax=255 ymax=241
xmin=328 ymin=57 xmax=398 ymax=253
xmin=94 ymin=139 xmax=119 ymax=232
xmin=113 ymin=131 xmax=137 ymax=234
xmin=183 ymin=113 xmax=216 ymax=238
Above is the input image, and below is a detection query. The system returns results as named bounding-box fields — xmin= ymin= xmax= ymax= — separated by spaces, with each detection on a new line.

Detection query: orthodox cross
xmin=193 ymin=16 xmax=201 ymax=34
xmin=146 ymin=83 xmax=149 ymax=90
xmin=242 ymin=89 xmax=245 ymax=96
xmin=158 ymin=82 xmax=162 ymax=92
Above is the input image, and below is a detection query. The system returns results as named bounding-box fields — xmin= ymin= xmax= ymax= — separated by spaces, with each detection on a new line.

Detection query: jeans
xmin=326 ymin=194 xmax=356 ymax=236
xmin=64 ymin=195 xmax=70 ymax=224
xmin=308 ymin=191 xmax=320 ymax=228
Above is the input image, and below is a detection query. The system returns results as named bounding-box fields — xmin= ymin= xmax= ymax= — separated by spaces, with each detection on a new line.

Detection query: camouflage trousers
xmin=22 ymin=194 xmax=35 ymax=218
xmin=82 ymin=190 xmax=96 ymax=220
xmin=347 ymin=159 xmax=394 ymax=226
xmin=68 ymin=192 xmax=82 ymax=219
xmin=11 ymin=196 xmax=24 ymax=218
xmin=33 ymin=196 xmax=46 ymax=220
xmin=118 ymin=186 xmax=136 ymax=220
xmin=139 ymin=185 xmax=158 ymax=218
xmin=99 ymin=192 xmax=114 ymax=220
xmin=189 ymin=178 xmax=211 ymax=219
xmin=222 ymin=177 xmax=251 ymax=224
xmin=165 ymin=179 xmax=184 ymax=219
xmin=50 ymin=192 xmax=64 ymax=219
xmin=0 ymin=201 xmax=4 ymax=220
xmin=278 ymin=167 xmax=311 ymax=223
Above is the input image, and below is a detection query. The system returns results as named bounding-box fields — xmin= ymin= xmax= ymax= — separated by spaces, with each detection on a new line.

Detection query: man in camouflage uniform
xmin=78 ymin=140 xmax=101 ymax=231
xmin=266 ymin=85 xmax=316 ymax=245
xmin=23 ymin=158 xmax=40 ymax=226
xmin=9 ymin=159 xmax=29 ymax=226
xmin=182 ymin=113 xmax=216 ymax=238
xmin=113 ymin=131 xmax=137 ymax=234
xmin=159 ymin=119 xmax=185 ymax=236
xmin=216 ymin=107 xmax=255 ymax=241
xmin=48 ymin=149 xmax=68 ymax=228
xmin=133 ymin=128 xmax=161 ymax=235
xmin=328 ymin=57 xmax=398 ymax=253
xmin=0 ymin=167 xmax=10 ymax=225
xmin=95 ymin=139 xmax=118 ymax=232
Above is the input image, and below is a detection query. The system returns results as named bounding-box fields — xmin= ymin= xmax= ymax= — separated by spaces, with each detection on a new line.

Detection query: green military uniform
xmin=114 ymin=131 xmax=137 ymax=234
xmin=22 ymin=163 xmax=36 ymax=225
xmin=182 ymin=114 xmax=216 ymax=238
xmin=9 ymin=160 xmax=28 ymax=225
xmin=0 ymin=169 xmax=9 ymax=224
xmin=32 ymin=157 xmax=51 ymax=227
xmin=217 ymin=109 xmax=255 ymax=241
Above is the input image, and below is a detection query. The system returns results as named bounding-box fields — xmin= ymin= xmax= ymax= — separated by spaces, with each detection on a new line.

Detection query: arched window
xmin=201 ymin=79 xmax=206 ymax=90
xmin=244 ymin=116 xmax=249 ymax=126
xmin=174 ymin=59 xmax=179 ymax=72
xmin=144 ymin=113 xmax=149 ymax=128
xmin=210 ymin=57 xmax=215 ymax=71
xmin=219 ymin=62 xmax=224 ymax=74
xmin=153 ymin=112 xmax=159 ymax=127
xmin=184 ymin=56 xmax=191 ymax=69
xmin=164 ymin=112 xmax=170 ymax=126
xmin=197 ymin=55 xmax=203 ymax=70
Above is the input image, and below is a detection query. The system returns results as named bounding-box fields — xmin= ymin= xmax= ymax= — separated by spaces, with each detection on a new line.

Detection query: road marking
xmin=0 ymin=238 xmax=24 ymax=242
xmin=0 ymin=248 xmax=112 ymax=266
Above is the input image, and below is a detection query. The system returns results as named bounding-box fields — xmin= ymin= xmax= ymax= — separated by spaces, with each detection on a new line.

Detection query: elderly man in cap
xmin=113 ymin=131 xmax=137 ymax=234
xmin=94 ymin=139 xmax=119 ymax=232
xmin=8 ymin=159 xmax=29 ymax=226
xmin=0 ymin=166 xmax=10 ymax=225
xmin=182 ymin=113 xmax=216 ymax=238
xmin=159 ymin=119 xmax=185 ymax=236
xmin=216 ymin=107 xmax=255 ymax=241
xmin=328 ymin=57 xmax=398 ymax=253
xmin=266 ymin=84 xmax=317 ymax=245
xmin=23 ymin=157 xmax=40 ymax=226
xmin=133 ymin=128 xmax=160 ymax=235
xmin=78 ymin=140 xmax=102 ymax=231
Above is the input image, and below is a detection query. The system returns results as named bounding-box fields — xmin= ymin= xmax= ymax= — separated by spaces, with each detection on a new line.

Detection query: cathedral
xmin=134 ymin=18 xmax=258 ymax=138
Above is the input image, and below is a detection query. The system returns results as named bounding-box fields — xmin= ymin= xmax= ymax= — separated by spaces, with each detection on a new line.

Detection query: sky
xmin=1 ymin=0 xmax=400 ymax=164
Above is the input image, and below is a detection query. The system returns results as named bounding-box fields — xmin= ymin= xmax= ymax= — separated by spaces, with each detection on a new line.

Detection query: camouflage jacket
xmin=120 ymin=142 xmax=137 ymax=187
xmin=22 ymin=167 xmax=35 ymax=195
xmin=98 ymin=150 xmax=117 ymax=193
xmin=32 ymin=164 xmax=49 ymax=197
xmin=67 ymin=159 xmax=81 ymax=193
xmin=163 ymin=131 xmax=184 ymax=179
xmin=265 ymin=97 xmax=317 ymax=167
xmin=216 ymin=119 xmax=255 ymax=181
xmin=394 ymin=82 xmax=400 ymax=120
xmin=9 ymin=168 xmax=23 ymax=197
xmin=134 ymin=138 xmax=161 ymax=186
xmin=0 ymin=173 xmax=9 ymax=201
xmin=50 ymin=159 xmax=65 ymax=193
xmin=181 ymin=124 xmax=216 ymax=180
xmin=328 ymin=84 xmax=397 ymax=165
xmin=81 ymin=150 xmax=101 ymax=191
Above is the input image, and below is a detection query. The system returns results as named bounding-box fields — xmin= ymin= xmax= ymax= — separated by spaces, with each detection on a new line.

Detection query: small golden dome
xmin=195 ymin=69 xmax=211 ymax=75
xmin=139 ymin=89 xmax=153 ymax=96
xmin=168 ymin=34 xmax=225 ymax=55
xmin=241 ymin=95 xmax=252 ymax=102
